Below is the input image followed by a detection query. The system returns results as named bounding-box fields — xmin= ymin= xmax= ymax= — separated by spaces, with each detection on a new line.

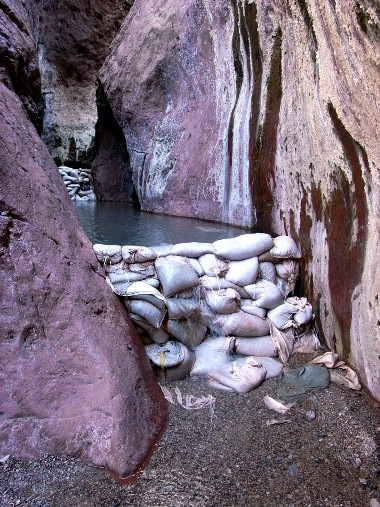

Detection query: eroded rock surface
xmin=99 ymin=0 xmax=380 ymax=400
xmin=0 ymin=0 xmax=167 ymax=479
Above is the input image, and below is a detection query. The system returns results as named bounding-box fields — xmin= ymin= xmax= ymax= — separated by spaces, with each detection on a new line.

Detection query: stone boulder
xmin=99 ymin=0 xmax=380 ymax=400
xmin=0 ymin=0 xmax=167 ymax=480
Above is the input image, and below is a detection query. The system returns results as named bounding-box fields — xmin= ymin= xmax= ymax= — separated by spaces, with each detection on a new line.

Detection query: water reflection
xmin=74 ymin=201 xmax=249 ymax=246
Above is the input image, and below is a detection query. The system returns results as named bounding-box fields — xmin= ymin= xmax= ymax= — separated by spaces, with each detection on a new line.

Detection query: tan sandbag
xmin=258 ymin=262 xmax=277 ymax=283
xmin=145 ymin=341 xmax=186 ymax=368
xmin=205 ymin=288 xmax=240 ymax=314
xmin=287 ymin=296 xmax=314 ymax=326
xmin=200 ymin=276 xmax=250 ymax=298
xmin=127 ymin=261 xmax=156 ymax=277
xmin=165 ymin=319 xmax=207 ymax=347
xmin=269 ymin=321 xmax=294 ymax=362
xmin=93 ymin=244 xmax=122 ymax=264
xmin=128 ymin=313 xmax=170 ymax=344
xmin=170 ymin=242 xmax=215 ymax=257
xmin=267 ymin=303 xmax=298 ymax=330
xmin=166 ymin=298 xmax=200 ymax=320
xmin=208 ymin=357 xmax=267 ymax=393
xmin=240 ymin=300 xmax=267 ymax=318
xmin=257 ymin=357 xmax=284 ymax=378
xmin=155 ymin=256 xmax=199 ymax=297
xmin=213 ymin=233 xmax=273 ymax=261
xmin=124 ymin=281 xmax=167 ymax=310
xmin=212 ymin=311 xmax=270 ymax=337
xmin=126 ymin=300 xmax=167 ymax=329
xmin=109 ymin=271 xmax=148 ymax=283
xmin=191 ymin=337 xmax=235 ymax=377
xmin=270 ymin=236 xmax=301 ymax=259
xmin=198 ymin=254 xmax=229 ymax=277
xmin=244 ymin=280 xmax=284 ymax=309
xmin=121 ymin=245 xmax=157 ymax=263
xmin=258 ymin=251 xmax=282 ymax=264
xmin=156 ymin=345 xmax=195 ymax=382
xmin=188 ymin=257 xmax=205 ymax=276
xmin=150 ymin=244 xmax=173 ymax=257
xmin=234 ymin=336 xmax=277 ymax=357
xmin=225 ymin=257 xmax=259 ymax=286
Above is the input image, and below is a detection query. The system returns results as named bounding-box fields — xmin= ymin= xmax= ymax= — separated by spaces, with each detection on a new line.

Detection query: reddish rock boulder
xmin=0 ymin=0 xmax=167 ymax=479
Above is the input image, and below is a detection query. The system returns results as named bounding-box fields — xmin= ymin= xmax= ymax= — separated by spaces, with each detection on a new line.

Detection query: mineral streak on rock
xmin=0 ymin=0 xmax=168 ymax=480
xmin=99 ymin=0 xmax=380 ymax=400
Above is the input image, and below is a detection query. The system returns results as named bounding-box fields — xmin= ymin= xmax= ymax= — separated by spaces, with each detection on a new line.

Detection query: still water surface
xmin=74 ymin=201 xmax=249 ymax=246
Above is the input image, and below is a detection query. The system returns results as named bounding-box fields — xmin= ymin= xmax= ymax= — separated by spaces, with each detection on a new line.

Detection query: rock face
xmin=99 ymin=0 xmax=380 ymax=400
xmin=0 ymin=0 xmax=167 ymax=479
xmin=25 ymin=0 xmax=134 ymax=166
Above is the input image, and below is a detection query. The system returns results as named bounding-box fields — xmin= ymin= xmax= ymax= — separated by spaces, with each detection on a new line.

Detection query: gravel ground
xmin=1 ymin=355 xmax=380 ymax=507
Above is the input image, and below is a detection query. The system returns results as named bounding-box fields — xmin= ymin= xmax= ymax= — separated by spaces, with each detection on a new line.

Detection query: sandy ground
xmin=1 ymin=355 xmax=380 ymax=507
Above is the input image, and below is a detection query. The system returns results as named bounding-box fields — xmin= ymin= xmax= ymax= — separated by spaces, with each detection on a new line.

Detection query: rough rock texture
xmin=25 ymin=0 xmax=134 ymax=166
xmin=0 ymin=0 xmax=167 ymax=479
xmin=99 ymin=0 xmax=380 ymax=400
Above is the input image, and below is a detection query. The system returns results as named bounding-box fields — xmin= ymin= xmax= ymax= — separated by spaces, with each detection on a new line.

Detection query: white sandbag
xmin=175 ymin=286 xmax=203 ymax=300
xmin=126 ymin=300 xmax=167 ymax=329
xmin=270 ymin=235 xmax=301 ymax=259
xmin=104 ymin=261 xmax=125 ymax=274
xmin=93 ymin=244 xmax=122 ymax=264
xmin=198 ymin=254 xmax=229 ymax=277
xmin=150 ymin=244 xmax=173 ymax=257
xmin=121 ymin=245 xmax=157 ymax=263
xmin=287 ymin=296 xmax=314 ymax=326
xmin=144 ymin=277 xmax=160 ymax=289
xmin=167 ymin=298 xmax=200 ymax=320
xmin=208 ymin=357 xmax=266 ymax=393
xmin=212 ymin=311 xmax=270 ymax=337
xmin=256 ymin=357 xmax=284 ymax=378
xmin=213 ymin=233 xmax=273 ymax=261
xmin=276 ymin=260 xmax=299 ymax=295
xmin=225 ymin=257 xmax=259 ymax=286
xmin=145 ymin=341 xmax=186 ymax=368
xmin=109 ymin=271 xmax=147 ymax=283
xmin=258 ymin=251 xmax=282 ymax=264
xmin=269 ymin=321 xmax=294 ymax=362
xmin=234 ymin=336 xmax=277 ymax=357
xmin=155 ymin=256 xmax=199 ymax=297
xmin=156 ymin=345 xmax=195 ymax=381
xmin=200 ymin=276 xmax=250 ymax=299
xmin=131 ymin=314 xmax=170 ymax=344
xmin=188 ymin=258 xmax=205 ymax=276
xmin=240 ymin=300 xmax=267 ymax=318
xmin=191 ymin=337 xmax=235 ymax=377
xmin=205 ymin=288 xmax=240 ymax=314
xmin=258 ymin=262 xmax=277 ymax=283
xmin=124 ymin=281 xmax=166 ymax=310
xmin=108 ymin=280 xmax=133 ymax=296
xmin=267 ymin=302 xmax=297 ymax=330
xmin=171 ymin=242 xmax=215 ymax=257
xmin=244 ymin=280 xmax=284 ymax=309
xmin=165 ymin=319 xmax=207 ymax=347
xmin=127 ymin=261 xmax=156 ymax=277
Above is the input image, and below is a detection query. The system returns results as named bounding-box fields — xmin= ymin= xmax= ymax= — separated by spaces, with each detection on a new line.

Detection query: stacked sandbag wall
xmin=58 ymin=165 xmax=96 ymax=201
xmin=94 ymin=234 xmax=316 ymax=392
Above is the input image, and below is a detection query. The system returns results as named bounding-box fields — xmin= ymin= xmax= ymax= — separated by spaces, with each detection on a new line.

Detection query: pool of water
xmin=74 ymin=201 xmax=249 ymax=246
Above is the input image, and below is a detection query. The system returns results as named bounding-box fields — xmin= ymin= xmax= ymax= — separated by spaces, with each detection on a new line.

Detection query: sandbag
xmin=258 ymin=251 xmax=282 ymax=264
xmin=93 ymin=244 xmax=122 ymax=264
xmin=270 ymin=235 xmax=301 ymax=259
xmin=198 ymin=254 xmax=229 ymax=277
xmin=212 ymin=311 xmax=270 ymax=337
xmin=127 ymin=261 xmax=156 ymax=277
xmin=131 ymin=314 xmax=170 ymax=344
xmin=156 ymin=345 xmax=195 ymax=381
xmin=109 ymin=271 xmax=148 ymax=283
xmin=225 ymin=257 xmax=259 ymax=286
xmin=258 ymin=262 xmax=277 ymax=283
xmin=165 ymin=319 xmax=207 ymax=347
xmin=155 ymin=256 xmax=199 ymax=297
xmin=166 ymin=298 xmax=200 ymax=320
xmin=256 ymin=357 xmax=284 ymax=379
xmin=287 ymin=297 xmax=314 ymax=326
xmin=124 ymin=281 xmax=166 ymax=310
xmin=267 ymin=302 xmax=297 ymax=330
xmin=104 ymin=260 xmax=125 ymax=274
xmin=150 ymin=244 xmax=173 ymax=257
xmin=276 ymin=260 xmax=299 ymax=296
xmin=240 ymin=300 xmax=267 ymax=319
xmin=190 ymin=337 xmax=235 ymax=377
xmin=145 ymin=341 xmax=186 ymax=368
xmin=244 ymin=280 xmax=283 ymax=309
xmin=213 ymin=233 xmax=273 ymax=261
xmin=144 ymin=277 xmax=160 ymax=289
xmin=108 ymin=280 xmax=133 ymax=296
xmin=208 ymin=357 xmax=267 ymax=393
xmin=205 ymin=288 xmax=240 ymax=314
xmin=269 ymin=321 xmax=294 ymax=362
xmin=122 ymin=245 xmax=157 ymax=263
xmin=170 ymin=242 xmax=215 ymax=257
xmin=234 ymin=336 xmax=277 ymax=357
xmin=200 ymin=276 xmax=250 ymax=298
xmin=126 ymin=300 xmax=167 ymax=329
xmin=188 ymin=258 xmax=205 ymax=276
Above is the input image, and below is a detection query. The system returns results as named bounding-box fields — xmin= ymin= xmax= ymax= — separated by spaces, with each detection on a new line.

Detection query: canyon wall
xmin=99 ymin=0 xmax=380 ymax=399
xmin=0 ymin=0 xmax=167 ymax=479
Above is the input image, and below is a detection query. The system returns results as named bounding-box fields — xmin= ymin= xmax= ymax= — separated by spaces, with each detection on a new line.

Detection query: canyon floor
xmin=1 ymin=353 xmax=380 ymax=507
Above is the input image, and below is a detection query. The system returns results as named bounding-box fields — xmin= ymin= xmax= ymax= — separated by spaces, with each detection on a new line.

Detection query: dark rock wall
xmin=25 ymin=0 xmax=134 ymax=166
xmin=0 ymin=0 xmax=167 ymax=479
xmin=99 ymin=0 xmax=380 ymax=400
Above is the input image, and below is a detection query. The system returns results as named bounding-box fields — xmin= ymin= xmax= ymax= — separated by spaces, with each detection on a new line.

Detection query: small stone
xmin=360 ymin=477 xmax=368 ymax=486
xmin=355 ymin=457 xmax=362 ymax=468
xmin=305 ymin=410 xmax=316 ymax=421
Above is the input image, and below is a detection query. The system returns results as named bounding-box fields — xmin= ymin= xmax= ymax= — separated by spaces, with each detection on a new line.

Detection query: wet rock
xmin=0 ymin=1 xmax=167 ymax=480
